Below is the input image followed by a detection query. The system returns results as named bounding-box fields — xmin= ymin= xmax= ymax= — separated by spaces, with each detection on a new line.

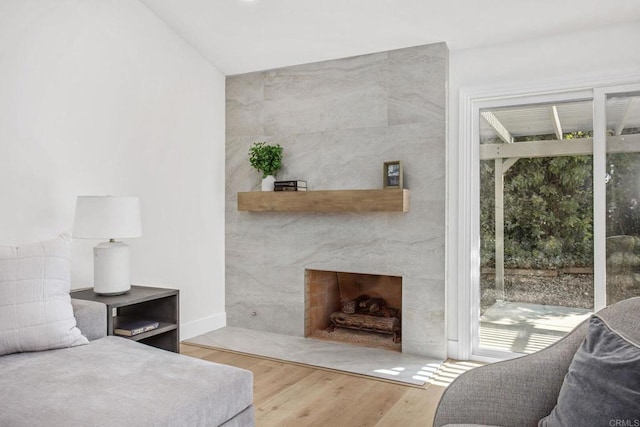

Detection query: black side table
xmin=71 ymin=285 xmax=180 ymax=353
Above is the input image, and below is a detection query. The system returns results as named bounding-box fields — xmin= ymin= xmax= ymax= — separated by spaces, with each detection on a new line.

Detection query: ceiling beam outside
xmin=551 ymin=105 xmax=563 ymax=140
xmin=481 ymin=138 xmax=592 ymax=160
xmin=480 ymin=133 xmax=640 ymax=160
xmin=481 ymin=111 xmax=513 ymax=144
xmin=502 ymin=157 xmax=519 ymax=173
xmin=614 ymin=98 xmax=635 ymax=135
xmin=608 ymin=133 xmax=640 ymax=152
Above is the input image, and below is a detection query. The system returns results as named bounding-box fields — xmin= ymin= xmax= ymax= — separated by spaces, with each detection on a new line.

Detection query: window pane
xmin=605 ymin=92 xmax=640 ymax=304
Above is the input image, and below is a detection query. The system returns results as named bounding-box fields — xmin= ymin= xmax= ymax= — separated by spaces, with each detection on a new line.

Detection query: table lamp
xmin=73 ymin=196 xmax=142 ymax=295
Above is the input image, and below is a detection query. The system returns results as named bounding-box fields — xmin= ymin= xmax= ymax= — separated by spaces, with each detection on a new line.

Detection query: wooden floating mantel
xmin=237 ymin=189 xmax=409 ymax=213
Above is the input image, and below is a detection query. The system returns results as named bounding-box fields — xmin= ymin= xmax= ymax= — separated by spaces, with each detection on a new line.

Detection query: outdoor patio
xmin=479 ymin=301 xmax=592 ymax=354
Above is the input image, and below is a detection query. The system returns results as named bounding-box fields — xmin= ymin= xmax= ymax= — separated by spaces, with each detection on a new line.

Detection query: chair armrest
xmin=71 ymin=299 xmax=107 ymax=341
xmin=433 ymin=322 xmax=588 ymax=427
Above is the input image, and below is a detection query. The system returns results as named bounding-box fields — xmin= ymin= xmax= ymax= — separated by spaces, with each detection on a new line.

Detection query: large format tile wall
xmin=225 ymin=43 xmax=448 ymax=358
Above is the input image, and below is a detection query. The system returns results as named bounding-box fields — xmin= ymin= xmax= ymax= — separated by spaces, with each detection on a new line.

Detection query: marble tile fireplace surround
xmin=225 ymin=42 xmax=447 ymax=359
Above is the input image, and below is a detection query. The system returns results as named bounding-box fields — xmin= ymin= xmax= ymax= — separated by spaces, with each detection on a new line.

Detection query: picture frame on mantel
xmin=383 ymin=161 xmax=403 ymax=189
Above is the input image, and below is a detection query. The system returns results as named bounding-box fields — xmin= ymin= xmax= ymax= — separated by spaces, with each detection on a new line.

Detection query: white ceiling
xmin=141 ymin=0 xmax=640 ymax=75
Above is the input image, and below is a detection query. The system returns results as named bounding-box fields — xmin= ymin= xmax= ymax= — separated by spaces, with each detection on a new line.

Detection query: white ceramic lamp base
xmin=93 ymin=240 xmax=131 ymax=295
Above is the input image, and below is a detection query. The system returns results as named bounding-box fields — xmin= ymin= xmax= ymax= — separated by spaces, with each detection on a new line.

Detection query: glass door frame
xmin=594 ymin=83 xmax=640 ymax=311
xmin=457 ymin=80 xmax=640 ymax=362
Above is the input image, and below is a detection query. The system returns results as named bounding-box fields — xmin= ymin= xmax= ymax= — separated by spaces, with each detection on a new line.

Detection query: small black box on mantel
xmin=274 ymin=180 xmax=307 ymax=191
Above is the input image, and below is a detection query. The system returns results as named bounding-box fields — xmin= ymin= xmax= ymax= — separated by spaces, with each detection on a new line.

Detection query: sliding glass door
xmin=470 ymin=83 xmax=640 ymax=359
xmin=604 ymin=90 xmax=640 ymax=305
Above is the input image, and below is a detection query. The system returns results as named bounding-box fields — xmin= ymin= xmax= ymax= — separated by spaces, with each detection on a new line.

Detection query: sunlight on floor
xmin=376 ymin=360 xmax=482 ymax=385
xmin=373 ymin=366 xmax=406 ymax=376
xmin=479 ymin=327 xmax=519 ymax=351
xmin=373 ymin=360 xmax=481 ymax=386
xmin=426 ymin=360 xmax=484 ymax=387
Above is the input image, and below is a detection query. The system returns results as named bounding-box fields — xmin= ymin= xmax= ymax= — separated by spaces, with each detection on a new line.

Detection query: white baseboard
xmin=447 ymin=340 xmax=459 ymax=359
xmin=180 ymin=312 xmax=226 ymax=341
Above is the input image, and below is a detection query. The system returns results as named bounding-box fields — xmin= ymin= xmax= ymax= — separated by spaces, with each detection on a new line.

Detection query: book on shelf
xmin=114 ymin=319 xmax=160 ymax=337
xmin=274 ymin=186 xmax=307 ymax=191
xmin=274 ymin=180 xmax=307 ymax=187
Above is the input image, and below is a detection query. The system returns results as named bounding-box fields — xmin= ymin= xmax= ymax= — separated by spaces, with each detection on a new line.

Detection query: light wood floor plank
xmin=202 ymin=350 xmax=264 ymax=370
xmin=179 ymin=343 xmax=216 ymax=358
xmin=376 ymin=385 xmax=446 ymax=427
xmin=252 ymin=361 xmax=317 ymax=402
xmin=256 ymin=370 xmax=356 ymax=426
xmin=181 ymin=343 xmax=446 ymax=427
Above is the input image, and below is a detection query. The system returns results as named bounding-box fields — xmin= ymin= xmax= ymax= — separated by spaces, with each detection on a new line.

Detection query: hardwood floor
xmin=180 ymin=343 xmax=448 ymax=427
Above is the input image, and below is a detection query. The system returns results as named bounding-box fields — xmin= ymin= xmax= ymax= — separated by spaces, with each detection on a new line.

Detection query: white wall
xmin=0 ymin=0 xmax=226 ymax=339
xmin=446 ymin=21 xmax=640 ymax=357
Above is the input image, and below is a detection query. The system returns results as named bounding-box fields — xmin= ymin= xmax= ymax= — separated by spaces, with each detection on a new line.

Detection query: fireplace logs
xmin=332 ymin=295 xmax=401 ymax=343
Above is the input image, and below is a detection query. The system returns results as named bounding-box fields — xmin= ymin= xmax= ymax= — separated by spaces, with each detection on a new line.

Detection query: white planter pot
xmin=261 ymin=175 xmax=276 ymax=191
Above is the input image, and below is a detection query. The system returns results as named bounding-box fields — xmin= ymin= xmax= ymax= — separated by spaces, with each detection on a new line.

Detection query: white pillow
xmin=0 ymin=234 xmax=88 ymax=355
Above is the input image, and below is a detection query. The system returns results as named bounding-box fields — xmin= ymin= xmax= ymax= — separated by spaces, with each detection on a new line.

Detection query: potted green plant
xmin=248 ymin=142 xmax=283 ymax=191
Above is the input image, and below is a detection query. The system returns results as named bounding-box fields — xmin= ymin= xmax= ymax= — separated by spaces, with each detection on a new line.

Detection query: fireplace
xmin=305 ymin=269 xmax=402 ymax=352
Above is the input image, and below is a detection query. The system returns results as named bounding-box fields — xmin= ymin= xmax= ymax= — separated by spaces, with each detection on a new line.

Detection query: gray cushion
xmin=0 ymin=235 xmax=87 ymax=355
xmin=539 ymin=315 xmax=640 ymax=426
xmin=71 ymin=299 xmax=107 ymax=341
xmin=0 ymin=336 xmax=254 ymax=426
xmin=442 ymin=425 xmax=502 ymax=427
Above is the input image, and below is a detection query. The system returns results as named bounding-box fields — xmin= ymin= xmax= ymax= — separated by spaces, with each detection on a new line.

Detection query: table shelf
xmin=71 ymin=285 xmax=180 ymax=353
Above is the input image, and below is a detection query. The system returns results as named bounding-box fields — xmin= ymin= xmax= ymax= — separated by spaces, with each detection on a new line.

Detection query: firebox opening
xmin=305 ymin=269 xmax=402 ymax=352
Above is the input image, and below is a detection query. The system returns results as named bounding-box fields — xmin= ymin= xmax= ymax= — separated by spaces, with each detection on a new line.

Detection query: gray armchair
xmin=433 ymin=297 xmax=640 ymax=427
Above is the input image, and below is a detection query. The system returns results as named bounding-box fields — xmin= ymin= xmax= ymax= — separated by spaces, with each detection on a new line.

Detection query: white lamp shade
xmin=73 ymin=196 xmax=142 ymax=239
